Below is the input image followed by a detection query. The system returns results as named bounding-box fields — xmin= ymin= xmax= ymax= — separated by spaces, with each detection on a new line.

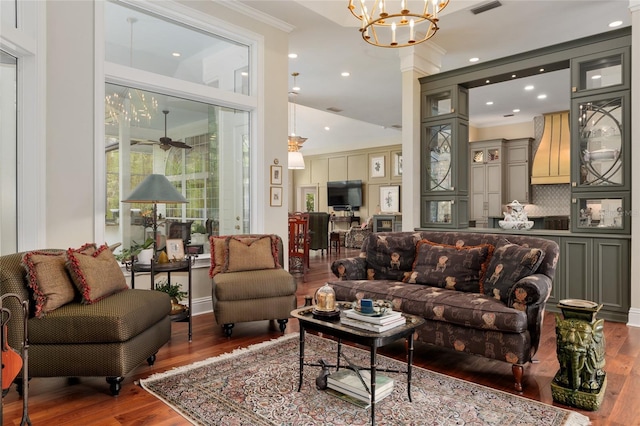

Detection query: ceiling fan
xmin=156 ymin=110 xmax=192 ymax=151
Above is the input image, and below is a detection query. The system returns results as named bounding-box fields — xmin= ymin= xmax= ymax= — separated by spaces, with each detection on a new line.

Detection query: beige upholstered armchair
xmin=0 ymin=247 xmax=171 ymax=396
xmin=210 ymin=234 xmax=297 ymax=337
xmin=345 ymin=217 xmax=373 ymax=249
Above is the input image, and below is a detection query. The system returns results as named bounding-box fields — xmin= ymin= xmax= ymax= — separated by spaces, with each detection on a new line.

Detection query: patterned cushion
xmin=22 ymin=244 xmax=96 ymax=318
xmin=65 ymin=244 xmax=128 ymax=304
xmin=364 ymin=234 xmax=418 ymax=281
xmin=223 ymin=236 xmax=277 ymax=273
xmin=405 ymin=240 xmax=493 ymax=293
xmin=483 ymin=239 xmax=545 ymax=303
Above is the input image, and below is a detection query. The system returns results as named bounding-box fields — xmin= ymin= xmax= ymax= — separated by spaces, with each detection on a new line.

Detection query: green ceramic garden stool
xmin=551 ymin=299 xmax=606 ymax=411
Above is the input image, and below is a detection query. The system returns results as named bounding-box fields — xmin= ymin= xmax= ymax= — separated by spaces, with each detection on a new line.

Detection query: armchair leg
xmin=277 ymin=319 xmax=288 ymax=333
xmin=106 ymin=376 xmax=124 ymax=396
xmin=147 ymin=353 xmax=157 ymax=366
xmin=222 ymin=323 xmax=234 ymax=337
xmin=512 ymin=364 xmax=524 ymax=393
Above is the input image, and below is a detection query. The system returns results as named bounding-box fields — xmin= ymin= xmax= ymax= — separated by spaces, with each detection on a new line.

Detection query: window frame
xmin=94 ymin=0 xmax=265 ymax=248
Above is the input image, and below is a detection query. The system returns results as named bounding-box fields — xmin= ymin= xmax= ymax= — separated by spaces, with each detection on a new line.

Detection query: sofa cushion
xmin=27 ymin=289 xmax=171 ymax=344
xmin=22 ymin=244 xmax=96 ymax=318
xmin=213 ymin=268 xmax=296 ymax=301
xmin=224 ymin=235 xmax=277 ymax=272
xmin=405 ymin=240 xmax=493 ymax=293
xmin=65 ymin=244 xmax=128 ymax=304
xmin=329 ymin=279 xmax=528 ymax=334
xmin=482 ymin=238 xmax=545 ymax=303
xmin=364 ymin=233 xmax=418 ymax=281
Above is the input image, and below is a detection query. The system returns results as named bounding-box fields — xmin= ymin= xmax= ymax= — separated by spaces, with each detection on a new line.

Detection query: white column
xmin=628 ymin=0 xmax=640 ymax=327
xmin=398 ymin=42 xmax=446 ymax=231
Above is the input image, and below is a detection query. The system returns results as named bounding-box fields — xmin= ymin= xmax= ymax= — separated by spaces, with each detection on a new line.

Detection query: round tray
xmin=558 ymin=299 xmax=599 ymax=309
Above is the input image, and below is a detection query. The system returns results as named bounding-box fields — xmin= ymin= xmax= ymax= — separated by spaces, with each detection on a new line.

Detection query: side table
xmin=131 ymin=257 xmax=193 ymax=342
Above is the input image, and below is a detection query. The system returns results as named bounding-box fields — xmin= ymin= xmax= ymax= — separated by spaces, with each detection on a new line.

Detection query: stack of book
xmin=340 ymin=309 xmax=406 ymax=333
xmin=326 ymin=369 xmax=394 ymax=407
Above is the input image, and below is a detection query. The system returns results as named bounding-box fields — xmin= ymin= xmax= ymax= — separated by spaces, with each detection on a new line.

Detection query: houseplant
xmin=114 ymin=237 xmax=155 ymax=264
xmin=154 ymin=279 xmax=188 ymax=315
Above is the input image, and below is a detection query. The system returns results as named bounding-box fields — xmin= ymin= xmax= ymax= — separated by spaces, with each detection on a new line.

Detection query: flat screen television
xmin=327 ymin=180 xmax=362 ymax=211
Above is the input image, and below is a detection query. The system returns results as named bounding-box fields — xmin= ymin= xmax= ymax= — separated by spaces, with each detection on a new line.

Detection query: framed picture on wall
xmin=166 ymin=238 xmax=185 ymax=261
xmin=270 ymin=186 xmax=283 ymax=207
xmin=380 ymin=185 xmax=400 ymax=213
xmin=370 ymin=156 xmax=385 ymax=178
xmin=270 ymin=165 xmax=283 ymax=185
xmin=393 ymin=151 xmax=403 ymax=177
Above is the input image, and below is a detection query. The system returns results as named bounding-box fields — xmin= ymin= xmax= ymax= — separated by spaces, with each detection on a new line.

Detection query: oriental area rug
xmin=140 ymin=334 xmax=590 ymax=426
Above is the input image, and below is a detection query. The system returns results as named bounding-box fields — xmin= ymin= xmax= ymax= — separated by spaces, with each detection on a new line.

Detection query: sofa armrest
xmin=331 ymin=257 xmax=367 ymax=280
xmin=508 ymin=273 xmax=553 ymax=357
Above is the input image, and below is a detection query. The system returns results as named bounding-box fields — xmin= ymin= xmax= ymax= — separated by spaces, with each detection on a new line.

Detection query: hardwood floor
xmin=3 ymin=247 xmax=639 ymax=425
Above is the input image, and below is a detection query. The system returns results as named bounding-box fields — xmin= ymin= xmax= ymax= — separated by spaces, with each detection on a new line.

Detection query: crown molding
xmin=218 ymin=0 xmax=296 ymax=33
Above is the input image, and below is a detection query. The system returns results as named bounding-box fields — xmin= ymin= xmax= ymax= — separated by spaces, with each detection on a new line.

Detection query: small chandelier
xmin=288 ymin=72 xmax=306 ymax=170
xmin=348 ymin=0 xmax=450 ymax=48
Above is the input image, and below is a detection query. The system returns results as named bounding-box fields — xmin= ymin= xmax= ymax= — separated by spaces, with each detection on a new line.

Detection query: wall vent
xmin=471 ymin=1 xmax=502 ymax=15
xmin=326 ymin=107 xmax=342 ymax=112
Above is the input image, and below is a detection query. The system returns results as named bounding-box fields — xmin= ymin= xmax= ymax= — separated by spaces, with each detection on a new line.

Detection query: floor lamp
xmin=122 ymin=174 xmax=187 ymax=261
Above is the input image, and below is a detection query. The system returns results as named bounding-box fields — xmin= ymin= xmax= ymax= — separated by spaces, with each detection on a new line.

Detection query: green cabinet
xmin=420 ymin=84 xmax=469 ymax=229
xmin=548 ymin=235 xmax=629 ymax=322
xmin=373 ymin=214 xmax=402 ymax=232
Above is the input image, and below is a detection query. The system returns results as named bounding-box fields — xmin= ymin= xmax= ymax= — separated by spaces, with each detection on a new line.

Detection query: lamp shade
xmin=288 ymin=151 xmax=305 ymax=170
xmin=122 ymin=174 xmax=187 ymax=204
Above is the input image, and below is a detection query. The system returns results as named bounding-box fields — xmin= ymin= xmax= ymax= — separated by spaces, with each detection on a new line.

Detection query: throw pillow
xmin=482 ymin=238 xmax=545 ymax=303
xmin=364 ymin=234 xmax=418 ymax=281
xmin=209 ymin=234 xmax=280 ymax=277
xmin=223 ymin=236 xmax=277 ymax=272
xmin=66 ymin=244 xmax=128 ymax=304
xmin=405 ymin=240 xmax=493 ymax=293
xmin=22 ymin=243 xmax=97 ymax=318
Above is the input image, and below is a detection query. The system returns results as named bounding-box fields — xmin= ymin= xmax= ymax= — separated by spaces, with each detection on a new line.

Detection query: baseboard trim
xmin=627 ymin=307 xmax=640 ymax=328
xmin=191 ymin=296 xmax=213 ymax=317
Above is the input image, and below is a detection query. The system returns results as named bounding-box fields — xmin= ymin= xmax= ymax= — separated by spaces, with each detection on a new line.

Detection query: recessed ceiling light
xmin=469 ymin=57 xmax=479 ymax=63
xmin=341 ymin=72 xmax=350 ymax=77
xmin=513 ymin=109 xmax=520 ymax=113
xmin=511 ymin=74 xmax=517 ymax=78
xmin=288 ymin=53 xmax=298 ymax=59
xmin=172 ymin=52 xmax=181 ymax=57
xmin=537 ymin=94 xmax=547 ymax=99
xmin=525 ymin=85 xmax=534 ymax=91
xmin=292 ymin=85 xmax=300 ymax=91
xmin=485 ymin=79 xmax=490 ymax=84
xmin=486 ymin=101 xmax=494 ymax=105
xmin=591 ymin=74 xmax=602 ymax=80
xmin=324 ymin=126 xmax=330 ymax=131
xmin=539 ymin=68 xmax=545 ymax=72
xmin=241 ymin=72 xmax=248 ymax=77
xmin=609 ymin=20 xmax=623 ymax=28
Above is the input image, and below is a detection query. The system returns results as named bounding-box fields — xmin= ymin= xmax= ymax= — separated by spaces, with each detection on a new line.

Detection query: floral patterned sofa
xmin=329 ymin=231 xmax=559 ymax=392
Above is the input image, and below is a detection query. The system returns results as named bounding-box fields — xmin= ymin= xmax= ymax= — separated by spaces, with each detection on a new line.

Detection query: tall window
xmin=104 ymin=1 xmax=255 ymax=253
xmin=0 ymin=51 xmax=17 ymax=254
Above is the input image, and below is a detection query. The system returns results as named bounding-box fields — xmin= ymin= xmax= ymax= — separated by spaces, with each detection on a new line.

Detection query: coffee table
xmin=291 ymin=303 xmax=425 ymax=426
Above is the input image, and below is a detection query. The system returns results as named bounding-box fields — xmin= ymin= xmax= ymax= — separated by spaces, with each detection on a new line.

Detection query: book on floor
xmin=325 ymin=388 xmax=372 ymax=409
xmin=326 ymin=368 xmax=394 ymax=403
xmin=340 ymin=315 xmax=406 ymax=333
xmin=344 ymin=308 xmax=403 ymax=325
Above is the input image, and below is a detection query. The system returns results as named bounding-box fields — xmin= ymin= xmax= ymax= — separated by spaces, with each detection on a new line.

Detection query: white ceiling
xmin=238 ymin=0 xmax=631 ymax=155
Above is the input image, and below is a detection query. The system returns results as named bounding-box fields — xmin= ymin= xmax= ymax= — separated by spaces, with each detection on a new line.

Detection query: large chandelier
xmin=288 ymin=72 xmax=306 ymax=170
xmin=348 ymin=0 xmax=450 ymax=48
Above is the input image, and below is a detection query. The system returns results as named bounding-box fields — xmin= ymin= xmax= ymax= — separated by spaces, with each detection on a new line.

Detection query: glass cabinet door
xmin=421 ymin=86 xmax=468 ymax=120
xmin=571 ymin=47 xmax=629 ymax=95
xmin=424 ymin=123 xmax=453 ymax=191
xmin=571 ymin=192 xmax=629 ymax=234
xmin=573 ymin=92 xmax=628 ymax=190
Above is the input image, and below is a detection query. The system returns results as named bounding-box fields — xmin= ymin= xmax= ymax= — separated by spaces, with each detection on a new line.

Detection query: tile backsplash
xmin=525 ymin=184 xmax=571 ymax=217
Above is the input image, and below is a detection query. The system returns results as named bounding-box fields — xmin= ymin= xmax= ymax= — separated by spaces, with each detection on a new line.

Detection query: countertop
xmin=414 ymin=227 xmax=630 ymax=239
